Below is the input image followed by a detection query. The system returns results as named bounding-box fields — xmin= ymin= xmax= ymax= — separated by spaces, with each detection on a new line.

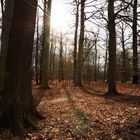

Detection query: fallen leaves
xmin=0 ymin=82 xmax=140 ymax=139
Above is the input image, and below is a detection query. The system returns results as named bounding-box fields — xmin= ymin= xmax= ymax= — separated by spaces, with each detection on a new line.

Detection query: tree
xmin=59 ymin=32 xmax=64 ymax=82
xmin=0 ymin=0 xmax=42 ymax=135
xmin=41 ymin=0 xmax=52 ymax=89
xmin=0 ymin=0 xmax=12 ymax=93
xmin=107 ymin=0 xmax=117 ymax=95
xmin=73 ymin=0 xmax=79 ymax=85
xmin=76 ymin=0 xmax=86 ymax=86
xmin=132 ymin=0 xmax=138 ymax=84
xmin=35 ymin=9 xmax=39 ymax=85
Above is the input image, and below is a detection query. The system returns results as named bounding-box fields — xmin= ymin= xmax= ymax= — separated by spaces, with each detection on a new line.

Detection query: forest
xmin=0 ymin=0 xmax=140 ymax=139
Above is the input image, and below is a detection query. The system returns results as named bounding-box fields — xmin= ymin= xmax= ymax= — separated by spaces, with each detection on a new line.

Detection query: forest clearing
xmin=0 ymin=82 xmax=140 ymax=140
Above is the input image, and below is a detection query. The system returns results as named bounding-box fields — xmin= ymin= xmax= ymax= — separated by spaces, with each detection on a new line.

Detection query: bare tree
xmin=132 ymin=0 xmax=138 ymax=84
xmin=76 ymin=0 xmax=86 ymax=86
xmin=41 ymin=0 xmax=52 ymax=89
xmin=107 ymin=0 xmax=117 ymax=95
xmin=73 ymin=0 xmax=80 ymax=85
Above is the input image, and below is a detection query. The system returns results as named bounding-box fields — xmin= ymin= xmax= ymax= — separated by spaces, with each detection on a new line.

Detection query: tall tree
xmin=0 ymin=0 xmax=41 ymax=135
xmin=41 ymin=0 xmax=52 ymax=89
xmin=59 ymin=32 xmax=64 ymax=82
xmin=73 ymin=0 xmax=79 ymax=85
xmin=132 ymin=0 xmax=138 ymax=84
xmin=103 ymin=29 xmax=108 ymax=82
xmin=76 ymin=0 xmax=86 ymax=86
xmin=107 ymin=0 xmax=117 ymax=95
xmin=35 ymin=9 xmax=39 ymax=85
xmin=94 ymin=35 xmax=97 ymax=82
xmin=0 ymin=0 xmax=14 ymax=93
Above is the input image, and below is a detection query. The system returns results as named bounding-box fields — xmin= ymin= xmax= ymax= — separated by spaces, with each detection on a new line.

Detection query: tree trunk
xmin=0 ymin=0 xmax=15 ymax=93
xmin=132 ymin=0 xmax=138 ymax=84
xmin=94 ymin=38 xmax=97 ymax=82
xmin=0 ymin=0 xmax=40 ymax=135
xmin=41 ymin=0 xmax=52 ymax=89
xmin=103 ymin=49 xmax=108 ymax=82
xmin=103 ymin=30 xmax=108 ymax=82
xmin=59 ymin=32 xmax=64 ymax=82
xmin=107 ymin=0 xmax=117 ymax=95
xmin=121 ymin=27 xmax=127 ymax=82
xmin=76 ymin=0 xmax=85 ymax=86
xmin=35 ymin=9 xmax=39 ymax=85
xmin=73 ymin=0 xmax=79 ymax=85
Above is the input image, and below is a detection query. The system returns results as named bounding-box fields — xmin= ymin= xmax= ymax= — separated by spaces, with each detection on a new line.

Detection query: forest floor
xmin=0 ymin=81 xmax=140 ymax=140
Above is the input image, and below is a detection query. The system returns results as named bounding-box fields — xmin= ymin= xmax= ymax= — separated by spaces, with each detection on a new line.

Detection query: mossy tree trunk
xmin=0 ymin=0 xmax=41 ymax=135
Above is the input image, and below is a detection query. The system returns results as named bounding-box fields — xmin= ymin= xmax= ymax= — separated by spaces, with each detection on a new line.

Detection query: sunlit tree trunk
xmin=107 ymin=0 xmax=117 ymax=95
xmin=0 ymin=0 xmax=41 ymax=135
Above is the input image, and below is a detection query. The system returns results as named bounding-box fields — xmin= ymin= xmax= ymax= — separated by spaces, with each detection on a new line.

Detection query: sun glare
xmin=51 ymin=1 xmax=72 ymax=32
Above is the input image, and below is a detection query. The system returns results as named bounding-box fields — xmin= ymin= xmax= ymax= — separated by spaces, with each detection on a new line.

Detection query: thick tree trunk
xmin=107 ymin=0 xmax=117 ymax=95
xmin=73 ymin=0 xmax=79 ymax=85
xmin=41 ymin=0 xmax=52 ymax=89
xmin=76 ymin=0 xmax=85 ymax=86
xmin=0 ymin=0 xmax=15 ymax=93
xmin=132 ymin=0 xmax=138 ymax=84
xmin=0 ymin=0 xmax=40 ymax=135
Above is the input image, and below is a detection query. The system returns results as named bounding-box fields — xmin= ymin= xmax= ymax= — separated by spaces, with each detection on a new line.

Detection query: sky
xmin=51 ymin=0 xmax=74 ymax=33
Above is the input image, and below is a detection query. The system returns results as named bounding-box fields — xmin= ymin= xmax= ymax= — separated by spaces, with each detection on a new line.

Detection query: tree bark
xmin=35 ymin=9 xmax=39 ymax=85
xmin=107 ymin=0 xmax=117 ymax=95
xmin=94 ymin=38 xmax=97 ymax=82
xmin=0 ymin=0 xmax=40 ymax=135
xmin=0 ymin=0 xmax=15 ymax=93
xmin=76 ymin=0 xmax=85 ymax=86
xmin=59 ymin=32 xmax=64 ymax=82
xmin=73 ymin=0 xmax=79 ymax=85
xmin=132 ymin=0 xmax=138 ymax=84
xmin=41 ymin=0 xmax=52 ymax=89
